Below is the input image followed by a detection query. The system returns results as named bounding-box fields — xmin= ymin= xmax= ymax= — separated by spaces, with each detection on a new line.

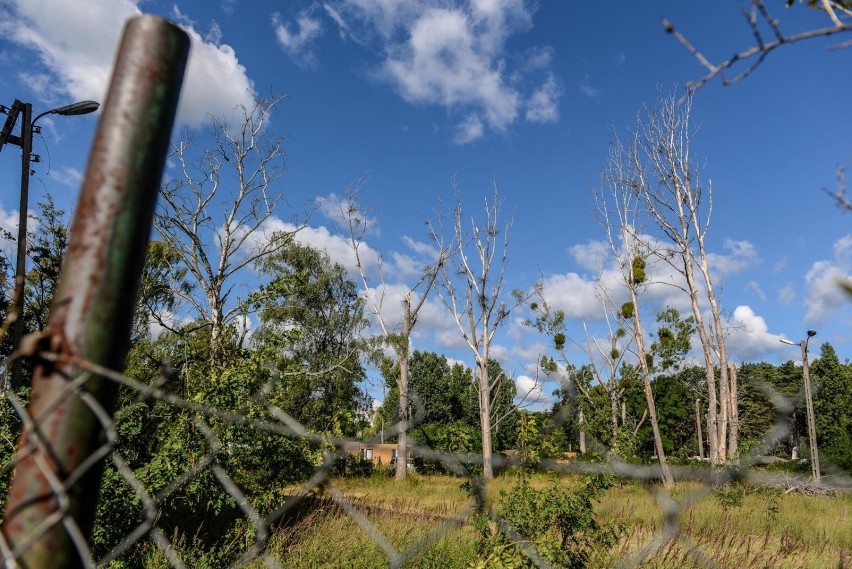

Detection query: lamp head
xmin=51 ymin=100 xmax=99 ymax=116
xmin=807 ymin=329 xmax=817 ymax=338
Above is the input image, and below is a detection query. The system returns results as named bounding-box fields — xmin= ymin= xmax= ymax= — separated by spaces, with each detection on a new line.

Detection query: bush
xmin=333 ymin=453 xmax=374 ymax=477
xmin=472 ymin=470 xmax=622 ymax=568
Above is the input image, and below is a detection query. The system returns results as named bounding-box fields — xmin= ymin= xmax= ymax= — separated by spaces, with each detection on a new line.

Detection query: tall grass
xmin=131 ymin=473 xmax=851 ymax=567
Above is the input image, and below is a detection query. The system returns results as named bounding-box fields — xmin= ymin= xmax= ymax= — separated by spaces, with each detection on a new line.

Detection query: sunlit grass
xmin=153 ymin=471 xmax=852 ymax=568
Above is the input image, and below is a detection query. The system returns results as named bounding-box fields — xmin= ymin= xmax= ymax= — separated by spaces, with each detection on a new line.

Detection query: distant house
xmin=343 ymin=442 xmax=409 ymax=466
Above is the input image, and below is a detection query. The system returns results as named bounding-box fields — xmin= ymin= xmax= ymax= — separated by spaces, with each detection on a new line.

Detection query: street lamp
xmin=0 ymin=99 xmax=99 ymax=390
xmin=780 ymin=329 xmax=820 ymax=484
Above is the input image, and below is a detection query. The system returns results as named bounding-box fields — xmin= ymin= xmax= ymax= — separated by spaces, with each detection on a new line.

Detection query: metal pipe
xmin=1 ymin=15 xmax=188 ymax=567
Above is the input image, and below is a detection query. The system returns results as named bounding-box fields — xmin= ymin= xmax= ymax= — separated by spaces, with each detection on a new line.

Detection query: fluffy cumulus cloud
xmin=273 ymin=8 xmax=324 ymax=67
xmin=0 ymin=0 xmax=254 ymax=126
xmin=325 ymin=0 xmax=562 ymax=143
xmin=724 ymin=305 xmax=786 ymax=361
xmin=804 ymin=234 xmax=852 ymax=323
xmin=514 ymin=374 xmax=548 ymax=406
xmin=540 ymin=272 xmax=603 ymax=320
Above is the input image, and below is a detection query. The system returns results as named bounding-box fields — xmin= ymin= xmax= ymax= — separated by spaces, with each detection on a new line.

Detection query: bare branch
xmin=664 ymin=1 xmax=852 ymax=97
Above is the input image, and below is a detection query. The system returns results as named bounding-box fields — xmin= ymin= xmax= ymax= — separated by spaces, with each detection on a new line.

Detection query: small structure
xmin=343 ymin=442 xmax=408 ymax=465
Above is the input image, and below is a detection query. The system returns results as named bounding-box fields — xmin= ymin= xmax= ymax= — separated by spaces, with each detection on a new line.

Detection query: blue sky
xmin=1 ymin=0 xmax=851 ymax=406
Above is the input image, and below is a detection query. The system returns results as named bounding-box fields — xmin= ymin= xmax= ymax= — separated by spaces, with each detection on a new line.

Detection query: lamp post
xmin=0 ymin=99 xmax=99 ymax=390
xmin=780 ymin=329 xmax=820 ymax=484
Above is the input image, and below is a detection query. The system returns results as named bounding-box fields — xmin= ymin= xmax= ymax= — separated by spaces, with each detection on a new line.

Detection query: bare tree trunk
xmin=610 ymin=390 xmax=620 ymax=438
xmin=621 ymin=400 xmax=626 ymax=426
xmin=695 ymin=398 xmax=704 ymax=459
xmin=628 ymin=93 xmax=728 ymax=464
xmin=430 ymin=186 xmax=520 ymax=481
xmin=686 ymin=262 xmax=720 ymax=464
xmin=697 ymin=247 xmax=729 ymax=463
xmin=345 ymin=192 xmax=444 ymax=480
xmin=630 ymin=288 xmax=674 ymax=489
xmin=578 ymin=407 xmax=587 ymax=454
xmin=728 ymin=363 xmax=739 ymax=459
xmin=478 ymin=359 xmax=494 ymax=478
xmin=396 ymin=300 xmax=411 ymax=480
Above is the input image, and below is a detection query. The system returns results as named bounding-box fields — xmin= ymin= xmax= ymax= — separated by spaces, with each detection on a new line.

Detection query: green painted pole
xmin=1 ymin=15 xmax=188 ymax=567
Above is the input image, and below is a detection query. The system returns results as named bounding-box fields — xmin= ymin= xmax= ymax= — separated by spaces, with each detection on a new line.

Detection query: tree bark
xmin=728 ymin=363 xmax=739 ymax=459
xmin=478 ymin=359 xmax=494 ymax=478
xmin=695 ymin=398 xmax=704 ymax=459
xmin=610 ymin=390 xmax=620 ymax=438
xmin=578 ymin=407 xmax=587 ymax=454
xmin=630 ymin=287 xmax=674 ymax=489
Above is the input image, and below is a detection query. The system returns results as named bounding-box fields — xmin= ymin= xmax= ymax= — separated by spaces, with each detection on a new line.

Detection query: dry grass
xmin=250 ymin=472 xmax=851 ymax=568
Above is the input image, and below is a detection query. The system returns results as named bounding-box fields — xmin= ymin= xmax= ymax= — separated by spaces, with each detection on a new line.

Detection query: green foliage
xmin=89 ymin=242 xmax=371 ymax=565
xmin=514 ymin=411 xmax=567 ymax=466
xmin=712 ymin=482 xmax=745 ymax=512
xmin=811 ymin=343 xmax=852 ymax=471
xmin=554 ymin=332 xmax=566 ymax=351
xmin=620 ymin=301 xmax=634 ymax=319
xmin=472 ymin=471 xmax=621 ymax=568
xmin=629 ymin=257 xmax=646 ymax=285
xmin=649 ymin=308 xmax=695 ymax=373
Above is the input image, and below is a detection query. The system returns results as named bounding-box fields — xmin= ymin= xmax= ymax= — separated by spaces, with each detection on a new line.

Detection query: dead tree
xmin=156 ymin=95 xmax=297 ymax=361
xmin=343 ymin=187 xmax=445 ymax=479
xmin=596 ymin=144 xmax=675 ymax=489
xmin=625 ymin=93 xmax=734 ymax=464
xmin=430 ymin=183 xmax=522 ymax=480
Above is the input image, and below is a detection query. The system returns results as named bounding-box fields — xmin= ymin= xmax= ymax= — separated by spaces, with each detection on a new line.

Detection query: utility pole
xmin=781 ymin=329 xmax=820 ymax=484
xmin=0 ymin=99 xmax=99 ymax=389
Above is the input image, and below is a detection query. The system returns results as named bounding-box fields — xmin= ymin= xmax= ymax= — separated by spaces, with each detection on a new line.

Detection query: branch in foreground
xmin=663 ymin=1 xmax=852 ymax=97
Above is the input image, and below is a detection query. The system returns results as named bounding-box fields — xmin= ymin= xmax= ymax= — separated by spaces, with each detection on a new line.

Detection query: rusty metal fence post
xmin=1 ymin=15 xmax=188 ymax=567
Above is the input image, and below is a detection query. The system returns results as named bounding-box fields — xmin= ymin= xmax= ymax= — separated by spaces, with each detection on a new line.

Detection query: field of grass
xmin=242 ymin=472 xmax=852 ymax=568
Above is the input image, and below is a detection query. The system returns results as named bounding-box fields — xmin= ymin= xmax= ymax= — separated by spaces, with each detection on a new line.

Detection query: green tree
xmin=252 ymin=243 xmax=370 ymax=435
xmin=23 ymin=195 xmax=67 ymax=335
xmin=811 ymin=342 xmax=852 ymax=471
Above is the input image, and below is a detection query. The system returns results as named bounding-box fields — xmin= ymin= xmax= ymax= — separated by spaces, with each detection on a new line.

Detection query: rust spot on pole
xmin=1 ymin=15 xmax=188 ymax=567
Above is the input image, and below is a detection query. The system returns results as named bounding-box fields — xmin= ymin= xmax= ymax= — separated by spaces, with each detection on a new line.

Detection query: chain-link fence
xmin=1 ymin=346 xmax=850 ymax=568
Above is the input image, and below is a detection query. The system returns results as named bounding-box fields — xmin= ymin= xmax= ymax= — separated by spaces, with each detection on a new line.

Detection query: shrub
xmin=472 ymin=470 xmax=622 ymax=568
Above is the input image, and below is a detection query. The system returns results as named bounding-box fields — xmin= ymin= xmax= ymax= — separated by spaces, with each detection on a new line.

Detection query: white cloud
xmin=724 ymin=305 xmax=786 ymax=362
xmin=579 ymin=74 xmax=600 ymax=98
xmin=0 ymin=204 xmax=19 ymax=259
xmin=746 ymin=281 xmax=766 ymax=302
xmin=455 ymin=114 xmax=485 ymax=144
xmin=777 ymin=284 xmax=795 ymax=306
xmin=540 ymin=272 xmax=603 ymax=320
xmin=0 ymin=0 xmax=254 ymax=127
xmin=707 ymin=238 xmax=759 ymax=278
xmin=390 ymin=251 xmax=424 ymax=279
xmin=272 ymin=9 xmax=324 ymax=67
xmin=401 ymin=235 xmax=439 ymax=258
xmin=522 ymin=46 xmax=553 ymax=71
xmin=323 ymin=2 xmax=351 ymax=39
xmin=329 ymin=0 xmax=560 ymax=142
xmin=515 ymin=374 xmax=548 ymax=406
xmin=525 ymin=73 xmax=561 ymax=123
xmin=222 ymin=0 xmax=237 ymax=16
xmin=804 ymin=234 xmax=852 ymax=323
xmin=569 ymin=240 xmax=609 ymax=272
xmin=47 ymin=166 xmax=83 ymax=187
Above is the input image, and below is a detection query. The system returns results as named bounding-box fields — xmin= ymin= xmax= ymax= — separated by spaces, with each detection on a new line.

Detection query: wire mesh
xmin=0 ymin=347 xmax=850 ymax=568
